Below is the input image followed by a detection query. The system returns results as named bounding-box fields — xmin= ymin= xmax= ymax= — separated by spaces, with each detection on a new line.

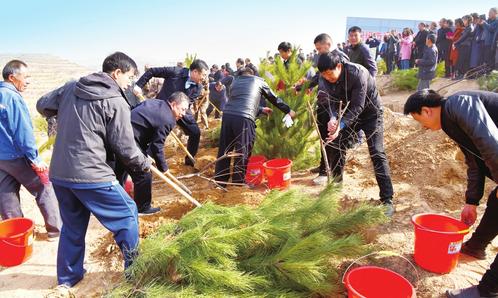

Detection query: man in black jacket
xmin=404 ymin=90 xmax=498 ymax=298
xmin=214 ymin=68 xmax=295 ymax=186
xmin=115 ymin=92 xmax=189 ymax=215
xmin=413 ymin=23 xmax=429 ymax=59
xmin=134 ymin=59 xmax=209 ymax=167
xmin=315 ymin=53 xmax=394 ymax=216
xmin=437 ymin=18 xmax=452 ymax=77
xmin=345 ymin=26 xmax=377 ymax=77
xmin=37 ymin=52 xmax=151 ymax=288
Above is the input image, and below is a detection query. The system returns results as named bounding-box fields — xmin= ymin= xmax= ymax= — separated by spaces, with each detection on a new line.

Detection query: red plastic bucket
xmin=0 ymin=217 xmax=34 ymax=267
xmin=263 ymin=158 xmax=292 ymax=189
xmin=245 ymin=155 xmax=266 ymax=186
xmin=411 ymin=213 xmax=470 ymax=273
xmin=344 ymin=266 xmax=416 ymax=298
xmin=124 ymin=177 xmax=134 ymax=198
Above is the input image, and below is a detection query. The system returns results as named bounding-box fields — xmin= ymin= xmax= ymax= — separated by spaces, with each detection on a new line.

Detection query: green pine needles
xmin=478 ymin=70 xmax=498 ymax=92
xmin=252 ymin=50 xmax=319 ymax=170
xmin=108 ymin=185 xmax=387 ymax=297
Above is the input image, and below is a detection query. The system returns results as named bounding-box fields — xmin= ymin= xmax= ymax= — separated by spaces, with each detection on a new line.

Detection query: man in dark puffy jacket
xmin=404 ymin=90 xmax=498 ymax=298
xmin=37 ymin=52 xmax=150 ymax=288
xmin=315 ymin=53 xmax=394 ymax=216
xmin=214 ymin=68 xmax=295 ymax=186
xmin=133 ymin=59 xmax=209 ymax=167
xmin=415 ymin=34 xmax=438 ymax=90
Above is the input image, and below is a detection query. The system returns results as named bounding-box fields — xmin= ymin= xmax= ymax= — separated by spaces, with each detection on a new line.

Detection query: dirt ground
xmin=0 ymin=60 xmax=497 ymax=298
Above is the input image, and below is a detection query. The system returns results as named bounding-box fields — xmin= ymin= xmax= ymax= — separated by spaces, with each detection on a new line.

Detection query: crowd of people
xmin=351 ymin=8 xmax=498 ymax=79
xmin=0 ymin=6 xmax=497 ymax=298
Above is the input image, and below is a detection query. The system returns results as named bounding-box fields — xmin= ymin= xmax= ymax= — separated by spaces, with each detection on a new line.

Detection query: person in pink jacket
xmin=400 ymin=28 xmax=414 ymax=70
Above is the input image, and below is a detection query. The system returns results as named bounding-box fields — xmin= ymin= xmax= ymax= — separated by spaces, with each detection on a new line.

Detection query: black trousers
xmin=206 ymin=97 xmax=225 ymax=119
xmin=485 ymin=46 xmax=496 ymax=71
xmin=177 ymin=109 xmax=201 ymax=164
xmin=317 ymin=104 xmax=394 ymax=202
xmin=464 ymin=187 xmax=498 ymax=296
xmin=214 ymin=114 xmax=255 ymax=184
xmin=115 ymin=160 xmax=153 ymax=212
xmin=440 ymin=45 xmax=452 ymax=76
xmin=386 ymin=52 xmax=396 ymax=74
xmin=457 ymin=45 xmax=471 ymax=76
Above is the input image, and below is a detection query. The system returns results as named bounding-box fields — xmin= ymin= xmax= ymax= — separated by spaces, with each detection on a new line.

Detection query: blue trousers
xmin=400 ymin=59 xmax=410 ymax=70
xmin=53 ymin=182 xmax=139 ymax=287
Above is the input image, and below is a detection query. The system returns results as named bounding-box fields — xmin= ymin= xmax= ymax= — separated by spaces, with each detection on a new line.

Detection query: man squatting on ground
xmin=214 ymin=67 xmax=295 ymax=186
xmin=404 ymin=89 xmax=498 ymax=298
xmin=37 ymin=52 xmax=151 ymax=287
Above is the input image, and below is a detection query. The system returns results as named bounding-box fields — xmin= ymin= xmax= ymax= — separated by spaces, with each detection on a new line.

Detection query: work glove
xmin=282 ymin=113 xmax=294 ymax=128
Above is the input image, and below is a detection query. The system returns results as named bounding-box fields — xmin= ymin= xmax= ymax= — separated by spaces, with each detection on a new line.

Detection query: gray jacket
xmin=37 ymin=72 xmax=150 ymax=184
xmin=417 ymin=45 xmax=438 ymax=80
xmin=223 ymin=75 xmax=291 ymax=122
xmin=441 ymin=91 xmax=498 ymax=205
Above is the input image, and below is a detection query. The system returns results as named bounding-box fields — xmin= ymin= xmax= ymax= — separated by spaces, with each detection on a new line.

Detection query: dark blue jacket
xmin=131 ymin=99 xmax=176 ymax=172
xmin=417 ymin=45 xmax=438 ymax=80
xmin=483 ymin=18 xmax=498 ymax=46
xmin=0 ymin=82 xmax=41 ymax=164
xmin=441 ymin=91 xmax=498 ymax=205
xmin=209 ymin=82 xmax=227 ymax=104
xmin=135 ymin=67 xmax=201 ymax=104
xmin=366 ymin=37 xmax=380 ymax=48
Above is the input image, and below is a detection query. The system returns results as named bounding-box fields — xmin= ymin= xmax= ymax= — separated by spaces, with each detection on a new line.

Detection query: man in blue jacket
xmin=404 ymin=90 xmax=498 ymax=298
xmin=481 ymin=7 xmax=498 ymax=70
xmin=207 ymin=81 xmax=227 ymax=119
xmin=115 ymin=91 xmax=189 ymax=215
xmin=37 ymin=52 xmax=150 ymax=288
xmin=0 ymin=60 xmax=61 ymax=239
xmin=415 ymin=34 xmax=438 ymax=90
xmin=134 ymin=60 xmax=209 ymax=167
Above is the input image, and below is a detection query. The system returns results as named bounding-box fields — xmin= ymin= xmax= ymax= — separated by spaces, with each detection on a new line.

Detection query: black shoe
xmin=446 ymin=285 xmax=483 ymax=298
xmin=138 ymin=206 xmax=161 ymax=216
xmin=382 ymin=200 xmax=395 ymax=218
xmin=185 ymin=157 xmax=195 ymax=167
xmin=460 ymin=242 xmax=487 ymax=260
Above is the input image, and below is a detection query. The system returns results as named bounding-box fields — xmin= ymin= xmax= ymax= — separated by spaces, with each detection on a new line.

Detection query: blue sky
xmin=1 ymin=0 xmax=495 ymax=70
